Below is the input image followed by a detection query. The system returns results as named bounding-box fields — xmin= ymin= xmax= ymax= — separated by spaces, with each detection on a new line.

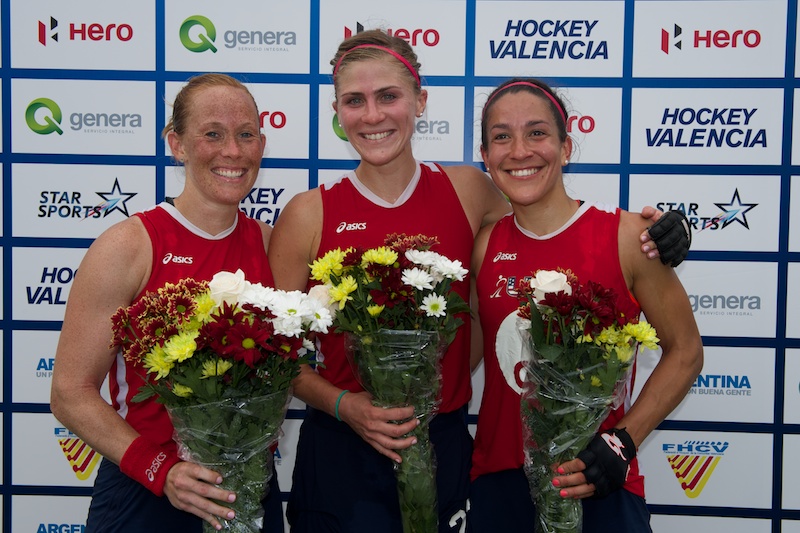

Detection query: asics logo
xmin=162 ymin=252 xmax=194 ymax=265
xmin=336 ymin=221 xmax=367 ymax=233
xmin=493 ymin=252 xmax=517 ymax=262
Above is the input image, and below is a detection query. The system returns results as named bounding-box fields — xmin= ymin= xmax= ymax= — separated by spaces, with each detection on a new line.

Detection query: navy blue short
xmin=287 ymin=406 xmax=473 ymax=533
xmin=86 ymin=458 xmax=284 ymax=532
xmin=468 ymin=468 xmax=651 ymax=533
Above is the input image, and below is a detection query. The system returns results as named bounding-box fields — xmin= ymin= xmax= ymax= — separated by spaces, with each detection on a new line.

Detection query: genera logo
xmin=344 ymin=21 xmax=440 ymax=47
xmin=55 ymin=427 xmax=101 ymax=481
xmin=688 ymin=292 xmax=761 ymax=315
xmin=180 ymin=14 xmax=297 ymax=53
xmin=660 ymin=23 xmax=761 ymax=55
xmin=37 ymin=15 xmax=133 ymax=46
xmin=25 ymin=97 xmax=143 ymax=136
xmin=662 ymin=440 xmax=727 ymax=498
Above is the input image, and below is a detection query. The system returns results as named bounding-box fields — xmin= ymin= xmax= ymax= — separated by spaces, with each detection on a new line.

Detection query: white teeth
xmin=508 ymin=168 xmax=538 ymax=177
xmin=215 ymin=169 xmax=245 ymax=178
xmin=363 ymin=131 xmax=391 ymax=141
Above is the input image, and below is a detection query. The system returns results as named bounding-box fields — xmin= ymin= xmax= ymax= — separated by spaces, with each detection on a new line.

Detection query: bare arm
xmin=555 ymin=211 xmax=703 ymax=498
xmin=50 ymin=217 xmax=242 ymax=527
xmin=470 ymin=224 xmax=492 ymax=372
xmin=445 ymin=165 xmax=511 ymax=235
xmin=268 ymin=189 xmax=418 ymax=463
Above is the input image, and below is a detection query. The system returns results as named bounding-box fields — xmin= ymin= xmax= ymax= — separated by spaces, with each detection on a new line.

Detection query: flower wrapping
xmin=111 ymin=269 xmax=331 ymax=532
xmin=344 ymin=329 xmax=445 ymax=533
xmin=516 ymin=270 xmax=659 ymax=533
xmin=310 ymin=233 xmax=469 ymax=533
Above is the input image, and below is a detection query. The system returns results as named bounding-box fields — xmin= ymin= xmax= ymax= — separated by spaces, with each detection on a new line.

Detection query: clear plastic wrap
xmin=167 ymin=390 xmax=292 ymax=533
xmin=344 ymin=329 xmax=445 ymax=533
xmin=520 ymin=328 xmax=633 ymax=533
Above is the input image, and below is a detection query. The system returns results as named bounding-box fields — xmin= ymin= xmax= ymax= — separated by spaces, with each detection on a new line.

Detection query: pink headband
xmin=333 ymin=44 xmax=421 ymax=88
xmin=483 ymin=81 xmax=567 ymax=124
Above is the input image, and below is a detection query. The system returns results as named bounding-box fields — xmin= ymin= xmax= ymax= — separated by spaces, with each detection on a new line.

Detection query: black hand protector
xmin=648 ymin=210 xmax=692 ymax=267
xmin=577 ymin=427 xmax=636 ymax=499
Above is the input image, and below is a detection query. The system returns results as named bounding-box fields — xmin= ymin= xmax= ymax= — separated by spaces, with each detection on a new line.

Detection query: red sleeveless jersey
xmin=108 ymin=204 xmax=273 ymax=449
xmin=316 ymin=162 xmax=474 ymax=413
xmin=471 ymin=202 xmax=645 ymax=497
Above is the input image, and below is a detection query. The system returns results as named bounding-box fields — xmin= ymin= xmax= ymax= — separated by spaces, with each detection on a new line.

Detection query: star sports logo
xmin=56 ymin=427 xmax=101 ymax=480
xmin=87 ymin=177 xmax=138 ymax=218
xmin=38 ymin=16 xmax=59 ymax=46
xmin=662 ymin=440 xmax=727 ymax=498
xmin=695 ymin=188 xmax=757 ymax=234
xmin=661 ymin=24 xmax=682 ymax=54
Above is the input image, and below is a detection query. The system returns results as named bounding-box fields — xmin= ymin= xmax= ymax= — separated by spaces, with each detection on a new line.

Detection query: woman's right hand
xmin=163 ymin=461 xmax=238 ymax=530
xmin=337 ymin=391 xmax=419 ymax=463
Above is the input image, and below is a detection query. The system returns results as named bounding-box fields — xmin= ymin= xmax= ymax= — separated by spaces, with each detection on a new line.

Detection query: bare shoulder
xmin=441 ymin=164 xmax=510 ymax=232
xmin=253 ymin=219 xmax=273 ymax=253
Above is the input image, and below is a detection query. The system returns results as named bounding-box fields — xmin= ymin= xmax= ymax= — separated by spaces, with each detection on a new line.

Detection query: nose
xmin=220 ymin=135 xmax=243 ymax=157
xmin=509 ymin=136 xmax=531 ymax=159
xmin=361 ymin=99 xmax=385 ymax=124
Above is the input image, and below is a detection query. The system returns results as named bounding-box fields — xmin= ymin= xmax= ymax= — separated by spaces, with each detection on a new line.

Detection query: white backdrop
xmin=3 ymin=0 xmax=799 ymax=531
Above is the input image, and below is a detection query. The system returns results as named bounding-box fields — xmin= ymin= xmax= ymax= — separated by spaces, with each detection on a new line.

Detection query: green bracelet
xmin=334 ymin=389 xmax=349 ymax=422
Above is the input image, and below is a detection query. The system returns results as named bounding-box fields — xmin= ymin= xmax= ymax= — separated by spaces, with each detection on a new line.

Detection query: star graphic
xmin=713 ymin=188 xmax=757 ymax=230
xmin=94 ymin=177 xmax=138 ymax=218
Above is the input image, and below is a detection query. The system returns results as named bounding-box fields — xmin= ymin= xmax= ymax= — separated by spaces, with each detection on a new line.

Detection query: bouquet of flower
xmin=310 ymin=233 xmax=469 ymax=533
xmin=517 ymin=270 xmax=659 ymax=533
xmin=111 ymin=269 xmax=331 ymax=533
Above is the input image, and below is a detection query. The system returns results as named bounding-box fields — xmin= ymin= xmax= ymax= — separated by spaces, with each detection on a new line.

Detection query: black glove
xmin=647 ymin=210 xmax=691 ymax=267
xmin=577 ymin=427 xmax=636 ymax=499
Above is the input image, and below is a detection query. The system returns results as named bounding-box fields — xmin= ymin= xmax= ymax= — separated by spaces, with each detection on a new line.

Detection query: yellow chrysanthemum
xmin=143 ymin=346 xmax=173 ymax=380
xmin=590 ymin=375 xmax=602 ymax=387
xmin=623 ymin=322 xmax=660 ymax=350
xmin=330 ymin=276 xmax=358 ymax=310
xmin=201 ymin=358 xmax=234 ymax=378
xmin=361 ymin=247 xmax=398 ymax=267
xmin=616 ymin=344 xmax=635 ymax=364
xmin=172 ymin=383 xmax=194 ymax=398
xmin=163 ymin=331 xmax=198 ymax=363
xmin=367 ymin=304 xmax=385 ymax=317
xmin=309 ymin=248 xmax=352 ymax=283
xmin=193 ymin=292 xmax=217 ymax=323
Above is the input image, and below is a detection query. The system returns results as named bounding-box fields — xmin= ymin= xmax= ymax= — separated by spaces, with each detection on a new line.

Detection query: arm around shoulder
xmin=268 ymin=188 xmax=323 ymax=292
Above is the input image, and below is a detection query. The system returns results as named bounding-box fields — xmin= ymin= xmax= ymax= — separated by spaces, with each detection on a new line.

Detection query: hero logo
xmin=344 ymin=22 xmax=440 ymax=47
xmin=661 ymin=23 xmax=760 ymax=54
xmin=162 ymin=252 xmax=194 ymax=265
xmin=37 ymin=16 xmax=133 ymax=46
xmin=336 ymin=221 xmax=367 ymax=233
xmin=260 ymin=110 xmax=287 ymax=129
xmin=493 ymin=252 xmax=517 ymax=262
xmin=566 ymin=114 xmax=595 ymax=134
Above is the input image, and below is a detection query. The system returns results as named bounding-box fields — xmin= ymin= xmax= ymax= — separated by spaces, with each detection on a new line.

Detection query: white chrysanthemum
xmin=405 ymin=249 xmax=439 ymax=267
xmin=432 ymin=257 xmax=468 ymax=282
xmin=402 ymin=267 xmax=435 ymax=290
xmin=305 ymin=296 xmax=334 ymax=334
xmin=421 ymin=294 xmax=447 ymax=317
xmin=267 ymin=290 xmax=310 ymax=337
xmin=239 ymin=282 xmax=277 ymax=310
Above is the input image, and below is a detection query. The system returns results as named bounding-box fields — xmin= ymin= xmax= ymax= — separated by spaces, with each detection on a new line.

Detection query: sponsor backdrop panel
xmin=12 ymin=413 xmax=100 ymax=487
xmin=676 ymin=261 xmax=777 ymax=339
xmin=11 ymin=164 xmax=156 ymax=238
xmin=632 ymin=0 xmax=786 ymax=78
xmin=628 ymin=174 xmax=780 ymax=252
xmin=1 ymin=0 xmax=796 ymax=530
xmin=784 ymin=434 xmax=800 ymax=510
xmin=629 ymin=88 xmax=783 ymax=166
xmin=788 ymin=263 xmax=800 ymax=339
xmin=10 ymin=1 xmax=156 ymax=71
xmin=638 ymin=430 xmax=772 ymax=508
xmin=786 ymin=349 xmax=800 ymax=425
xmin=651 ymin=515 xmax=771 ymax=533
xmin=791 ymin=175 xmax=800 ymax=251
xmin=12 ymin=496 xmax=92 ymax=533
xmin=164 ymin=0 xmax=311 ymax=73
xmin=634 ymin=346 xmax=774 ymax=424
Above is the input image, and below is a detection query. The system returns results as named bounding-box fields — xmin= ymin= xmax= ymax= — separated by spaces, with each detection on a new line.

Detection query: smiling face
xmin=167 ymin=85 xmax=265 ymax=208
xmin=480 ymin=90 xmax=572 ymax=208
xmin=333 ymin=57 xmax=427 ymax=170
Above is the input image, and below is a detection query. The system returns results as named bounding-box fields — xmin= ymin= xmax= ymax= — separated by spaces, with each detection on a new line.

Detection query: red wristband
xmin=119 ymin=436 xmax=181 ymax=497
